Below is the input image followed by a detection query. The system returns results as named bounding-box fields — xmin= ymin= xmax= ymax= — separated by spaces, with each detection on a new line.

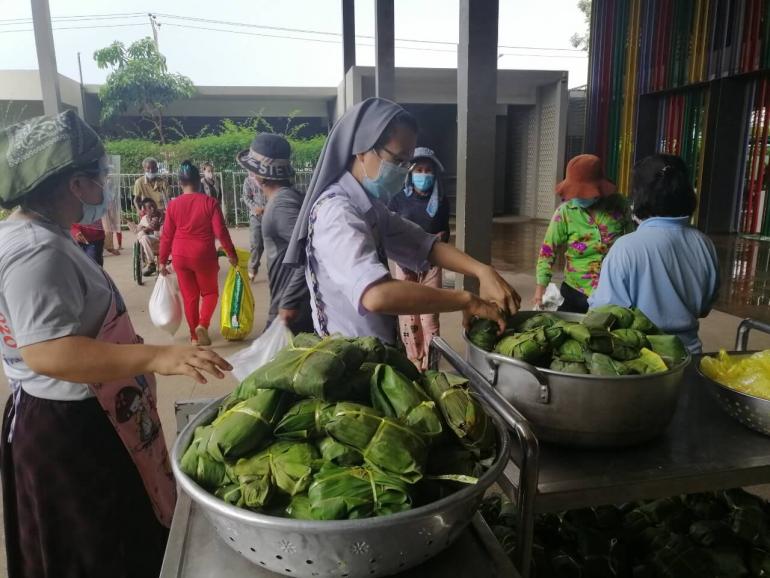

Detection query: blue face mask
xmin=571 ymin=197 xmax=599 ymax=209
xmin=360 ymin=156 xmax=409 ymax=203
xmin=77 ymin=179 xmax=112 ymax=225
xmin=411 ymin=173 xmax=435 ymax=192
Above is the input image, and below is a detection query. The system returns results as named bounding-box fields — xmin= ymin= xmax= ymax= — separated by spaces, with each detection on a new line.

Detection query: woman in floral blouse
xmin=534 ymin=154 xmax=632 ymax=313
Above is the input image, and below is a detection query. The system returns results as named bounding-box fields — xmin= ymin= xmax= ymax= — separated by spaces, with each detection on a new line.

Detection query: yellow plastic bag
xmin=700 ymin=349 xmax=770 ymax=399
xmin=220 ymin=248 xmax=255 ymax=341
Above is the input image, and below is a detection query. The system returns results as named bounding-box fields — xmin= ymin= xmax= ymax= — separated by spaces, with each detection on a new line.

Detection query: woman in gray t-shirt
xmin=0 ymin=111 xmax=233 ymax=578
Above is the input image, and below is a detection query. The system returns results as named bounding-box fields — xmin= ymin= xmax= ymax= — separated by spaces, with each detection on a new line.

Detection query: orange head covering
xmin=555 ymin=154 xmax=617 ymax=200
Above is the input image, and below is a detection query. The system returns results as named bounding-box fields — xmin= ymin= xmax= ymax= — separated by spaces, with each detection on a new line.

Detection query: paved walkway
xmin=0 ymin=227 xmax=767 ymax=576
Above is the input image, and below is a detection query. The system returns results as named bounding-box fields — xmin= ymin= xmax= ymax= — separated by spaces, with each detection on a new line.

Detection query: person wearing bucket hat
xmin=238 ymin=134 xmax=313 ymax=334
xmin=283 ymin=98 xmax=521 ymax=343
xmin=388 ymin=147 xmax=450 ymax=370
xmin=0 ymin=111 xmax=232 ymax=577
xmin=534 ymin=154 xmax=633 ymax=313
xmin=238 ymin=134 xmax=295 ymax=281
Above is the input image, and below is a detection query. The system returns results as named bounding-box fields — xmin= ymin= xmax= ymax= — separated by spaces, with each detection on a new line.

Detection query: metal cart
xmin=433 ymin=319 xmax=770 ymax=578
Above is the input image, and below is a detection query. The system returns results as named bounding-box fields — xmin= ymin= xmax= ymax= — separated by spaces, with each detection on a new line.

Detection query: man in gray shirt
xmin=237 ymin=134 xmax=312 ymax=332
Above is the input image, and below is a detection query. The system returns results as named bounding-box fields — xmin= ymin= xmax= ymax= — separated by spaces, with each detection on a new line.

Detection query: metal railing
xmin=117 ymin=169 xmax=315 ymax=227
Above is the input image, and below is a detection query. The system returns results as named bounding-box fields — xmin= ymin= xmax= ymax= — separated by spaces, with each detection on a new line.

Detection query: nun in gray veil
xmin=284 ymin=97 xmax=520 ymax=346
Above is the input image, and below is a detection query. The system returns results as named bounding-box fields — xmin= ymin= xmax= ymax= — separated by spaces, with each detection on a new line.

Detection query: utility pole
xmin=31 ymin=0 xmax=62 ymax=115
xmin=148 ymin=13 xmax=160 ymax=51
xmin=77 ymin=51 xmax=87 ymax=120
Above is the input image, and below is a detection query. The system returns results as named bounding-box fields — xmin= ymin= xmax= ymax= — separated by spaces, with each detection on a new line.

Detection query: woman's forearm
xmin=361 ymin=279 xmax=472 ymax=315
xmin=428 ymin=242 xmax=489 ymax=278
xmin=20 ymin=336 xmax=161 ymax=384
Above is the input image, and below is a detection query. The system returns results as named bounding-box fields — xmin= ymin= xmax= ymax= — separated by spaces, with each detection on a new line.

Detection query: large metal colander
xmin=171 ymin=396 xmax=511 ymax=578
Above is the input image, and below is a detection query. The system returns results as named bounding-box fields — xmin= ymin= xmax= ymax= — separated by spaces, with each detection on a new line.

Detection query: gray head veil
xmin=283 ymin=97 xmax=405 ymax=266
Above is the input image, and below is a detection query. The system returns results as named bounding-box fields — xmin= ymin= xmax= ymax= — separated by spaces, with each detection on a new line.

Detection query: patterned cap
xmin=411 ymin=147 xmax=445 ymax=172
xmin=236 ymin=133 xmax=295 ymax=180
xmin=0 ymin=110 xmax=105 ymax=205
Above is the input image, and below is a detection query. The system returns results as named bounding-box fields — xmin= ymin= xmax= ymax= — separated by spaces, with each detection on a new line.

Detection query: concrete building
xmin=0 ymin=66 xmax=570 ymax=219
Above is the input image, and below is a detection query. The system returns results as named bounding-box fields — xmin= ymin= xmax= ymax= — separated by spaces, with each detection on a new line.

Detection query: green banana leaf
xmin=583 ymin=309 xmax=619 ymax=331
xmin=307 ymin=465 xmax=412 ymax=520
xmin=231 ymin=440 xmax=319 ymax=497
xmin=631 ymin=307 xmax=661 ymax=334
xmin=325 ymin=402 xmax=428 ymax=483
xmin=517 ymin=313 xmax=557 ymax=331
xmin=344 ymin=362 xmax=377 ymax=404
xmin=352 ymin=336 xmax=387 ymax=363
xmin=550 ymin=358 xmax=589 ymax=374
xmin=556 ymin=338 xmax=587 ymax=362
xmin=274 ymin=398 xmax=336 ymax=440
xmin=370 ymin=364 xmax=443 ymax=441
xmin=286 ymin=494 xmax=314 ymax=520
xmin=544 ymin=326 xmax=567 ymax=348
xmin=610 ymin=328 xmax=651 ymax=361
xmin=318 ymin=436 xmax=363 ymax=467
xmin=591 ymin=304 xmax=635 ymax=329
xmin=384 ymin=345 xmax=422 ymax=381
xmin=236 ymin=337 xmax=366 ymax=400
xmin=239 ymin=474 xmax=273 ymax=509
xmin=426 ymin=446 xmax=485 ymax=482
xmin=562 ymin=323 xmax=614 ymax=354
xmin=468 ymin=318 xmax=499 ymax=352
xmin=494 ymin=328 xmax=551 ymax=363
xmin=585 ymin=352 xmax=631 ymax=376
xmin=207 ymin=388 xmax=288 ymax=461
xmin=215 ymin=483 xmax=243 ymax=507
xmin=180 ymin=425 xmax=230 ymax=489
xmin=292 ymin=333 xmax=321 ymax=347
xmin=422 ymin=370 xmax=496 ymax=454
xmin=647 ymin=335 xmax=688 ymax=369
xmin=625 ymin=348 xmax=669 ymax=375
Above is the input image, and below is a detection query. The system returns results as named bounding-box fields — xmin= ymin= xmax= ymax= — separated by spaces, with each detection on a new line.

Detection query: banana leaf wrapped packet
xmin=230 ymin=440 xmax=319 ymax=499
xmin=550 ymin=358 xmax=589 ymax=374
xmin=494 ymin=328 xmax=552 ymax=364
xmin=370 ymin=364 xmax=443 ymax=441
xmin=317 ymin=436 xmax=363 ymax=467
xmin=324 ymin=402 xmax=428 ymax=483
xmin=583 ymin=309 xmax=619 ymax=331
xmin=561 ymin=324 xmax=614 ymax=354
xmin=307 ymin=464 xmax=412 ymax=520
xmin=286 ymin=494 xmax=314 ymax=520
xmin=647 ymin=334 xmax=688 ymax=368
xmin=468 ymin=318 xmax=499 ymax=352
xmin=352 ymin=336 xmax=387 ymax=363
xmin=611 ymin=328 xmax=651 ymax=361
xmin=517 ymin=313 xmax=557 ymax=331
xmin=556 ymin=338 xmax=587 ymax=362
xmin=585 ymin=352 xmax=632 ymax=376
xmin=345 ymin=362 xmax=378 ymax=403
xmin=631 ymin=307 xmax=660 ymax=334
xmin=625 ymin=348 xmax=669 ymax=375
xmin=590 ymin=304 xmax=635 ymax=329
xmin=235 ymin=337 xmax=366 ymax=400
xmin=180 ymin=425 xmax=230 ymax=489
xmin=215 ymin=483 xmax=243 ymax=507
xmin=207 ymin=389 xmax=289 ymax=461
xmin=274 ymin=398 xmax=336 ymax=440
xmin=292 ymin=332 xmax=322 ymax=347
xmin=384 ymin=345 xmax=422 ymax=381
xmin=422 ymin=370 xmax=496 ymax=455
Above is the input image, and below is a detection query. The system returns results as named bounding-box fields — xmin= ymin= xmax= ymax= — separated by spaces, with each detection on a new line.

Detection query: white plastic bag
xmin=149 ymin=274 xmax=183 ymax=336
xmin=227 ymin=320 xmax=293 ymax=382
xmin=534 ymin=282 xmax=565 ymax=312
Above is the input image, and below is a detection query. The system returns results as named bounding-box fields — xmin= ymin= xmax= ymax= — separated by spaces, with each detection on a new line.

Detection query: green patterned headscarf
xmin=0 ymin=110 xmax=104 ymax=206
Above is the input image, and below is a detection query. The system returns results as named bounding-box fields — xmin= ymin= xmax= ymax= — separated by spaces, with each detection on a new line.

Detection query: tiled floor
xmin=486 ymin=219 xmax=770 ymax=323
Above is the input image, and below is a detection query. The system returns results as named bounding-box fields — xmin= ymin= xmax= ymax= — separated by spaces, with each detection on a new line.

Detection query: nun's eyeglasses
xmin=377 ymin=146 xmax=413 ymax=170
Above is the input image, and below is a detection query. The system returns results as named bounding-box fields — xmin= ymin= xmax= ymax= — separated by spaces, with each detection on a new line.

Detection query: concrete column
xmin=342 ymin=0 xmax=356 ymax=74
xmin=374 ymin=0 xmax=395 ymax=101
xmin=455 ymin=0 xmax=499 ymax=291
xmin=31 ymin=0 xmax=61 ymax=116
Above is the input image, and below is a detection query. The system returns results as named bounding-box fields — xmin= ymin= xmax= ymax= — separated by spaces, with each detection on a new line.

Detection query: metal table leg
xmin=735 ymin=318 xmax=770 ymax=351
xmin=431 ymin=337 xmax=540 ymax=578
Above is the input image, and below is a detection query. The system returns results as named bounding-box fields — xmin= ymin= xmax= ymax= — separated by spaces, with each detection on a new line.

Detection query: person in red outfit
xmin=159 ymin=160 xmax=238 ymax=346
xmin=71 ymin=220 xmax=106 ymax=266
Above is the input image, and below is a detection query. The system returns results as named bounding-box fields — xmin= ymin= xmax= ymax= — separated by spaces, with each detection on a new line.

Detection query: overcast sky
xmin=0 ymin=0 xmax=589 ymax=88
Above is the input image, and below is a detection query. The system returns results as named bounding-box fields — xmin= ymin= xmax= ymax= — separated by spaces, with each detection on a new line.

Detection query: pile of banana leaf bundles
xmin=469 ymin=305 xmax=688 ymax=376
xmin=180 ymin=333 xmax=497 ymax=521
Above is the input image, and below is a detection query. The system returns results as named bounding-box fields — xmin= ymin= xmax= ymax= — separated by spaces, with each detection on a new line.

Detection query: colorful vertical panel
xmin=739 ymin=76 xmax=770 ymax=235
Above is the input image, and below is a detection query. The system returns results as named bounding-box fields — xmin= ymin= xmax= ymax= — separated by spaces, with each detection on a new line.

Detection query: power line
xmin=0 ymin=23 xmax=147 ymax=34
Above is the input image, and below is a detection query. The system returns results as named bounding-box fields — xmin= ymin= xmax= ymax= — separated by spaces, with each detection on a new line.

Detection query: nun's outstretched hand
xmin=477 ymin=265 xmax=521 ymax=316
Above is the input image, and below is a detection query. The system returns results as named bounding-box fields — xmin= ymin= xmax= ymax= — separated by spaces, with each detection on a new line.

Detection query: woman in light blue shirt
xmin=589 ymin=154 xmax=719 ymax=353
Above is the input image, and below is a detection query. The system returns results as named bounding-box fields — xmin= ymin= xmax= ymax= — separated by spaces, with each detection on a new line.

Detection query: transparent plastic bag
xmin=534 ymin=282 xmax=565 ymax=312
xmin=149 ymin=273 xmax=183 ymax=336
xmin=227 ymin=320 xmax=293 ymax=382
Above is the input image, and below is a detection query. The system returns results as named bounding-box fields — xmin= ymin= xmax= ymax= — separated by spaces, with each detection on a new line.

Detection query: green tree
xmin=570 ymin=0 xmax=591 ymax=52
xmin=94 ymin=38 xmax=195 ymax=144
